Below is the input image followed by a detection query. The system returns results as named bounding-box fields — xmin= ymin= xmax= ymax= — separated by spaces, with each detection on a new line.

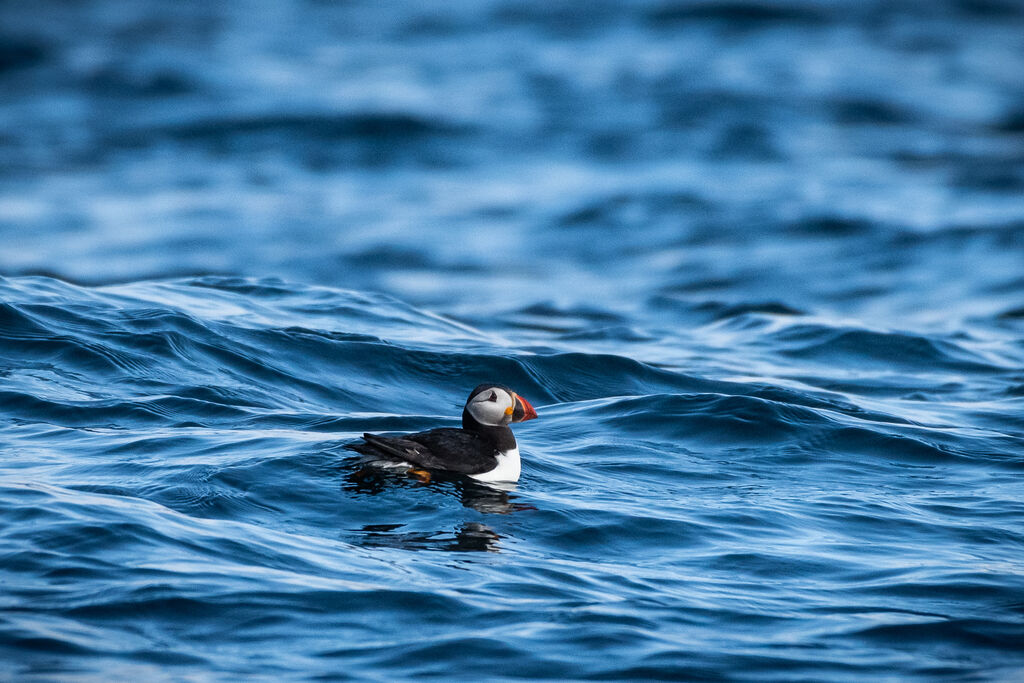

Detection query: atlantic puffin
xmin=346 ymin=384 xmax=538 ymax=482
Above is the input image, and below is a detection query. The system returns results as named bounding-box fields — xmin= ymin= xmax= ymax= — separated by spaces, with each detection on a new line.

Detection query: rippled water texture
xmin=3 ymin=0 xmax=1024 ymax=680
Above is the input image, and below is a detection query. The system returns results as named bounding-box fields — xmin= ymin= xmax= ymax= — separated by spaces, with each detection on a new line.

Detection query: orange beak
xmin=511 ymin=392 xmax=538 ymax=422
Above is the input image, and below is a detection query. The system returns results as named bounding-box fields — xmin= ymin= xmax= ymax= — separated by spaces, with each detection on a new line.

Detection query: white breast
xmin=469 ymin=446 xmax=521 ymax=482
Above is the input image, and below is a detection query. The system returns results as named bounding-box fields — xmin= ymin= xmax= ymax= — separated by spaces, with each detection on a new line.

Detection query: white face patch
xmin=466 ymin=387 xmax=515 ymax=427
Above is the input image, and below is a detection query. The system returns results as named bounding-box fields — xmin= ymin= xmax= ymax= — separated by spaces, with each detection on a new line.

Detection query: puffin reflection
xmin=342 ymin=462 xmax=535 ymax=515
xmin=354 ymin=521 xmax=501 ymax=553
xmin=455 ymin=479 xmax=536 ymax=515
xmin=340 ymin=459 xmax=537 ymax=553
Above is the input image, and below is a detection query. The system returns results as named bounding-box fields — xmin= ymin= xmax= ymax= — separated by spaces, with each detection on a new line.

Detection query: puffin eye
xmin=488 ymin=391 xmax=497 ymax=402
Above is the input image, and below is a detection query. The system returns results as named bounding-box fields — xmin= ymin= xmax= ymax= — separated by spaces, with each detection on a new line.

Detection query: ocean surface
xmin=3 ymin=0 xmax=1024 ymax=680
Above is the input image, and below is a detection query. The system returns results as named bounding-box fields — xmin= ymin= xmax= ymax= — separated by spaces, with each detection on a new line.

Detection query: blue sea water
xmin=3 ymin=0 xmax=1024 ymax=680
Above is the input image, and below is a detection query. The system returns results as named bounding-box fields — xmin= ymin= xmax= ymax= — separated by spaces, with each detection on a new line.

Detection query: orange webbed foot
xmin=407 ymin=468 xmax=431 ymax=484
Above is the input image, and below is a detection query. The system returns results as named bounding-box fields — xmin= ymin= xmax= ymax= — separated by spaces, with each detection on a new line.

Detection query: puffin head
xmin=464 ymin=383 xmax=538 ymax=427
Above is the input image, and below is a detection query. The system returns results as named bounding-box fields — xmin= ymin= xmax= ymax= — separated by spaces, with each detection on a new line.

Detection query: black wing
xmin=346 ymin=428 xmax=498 ymax=475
